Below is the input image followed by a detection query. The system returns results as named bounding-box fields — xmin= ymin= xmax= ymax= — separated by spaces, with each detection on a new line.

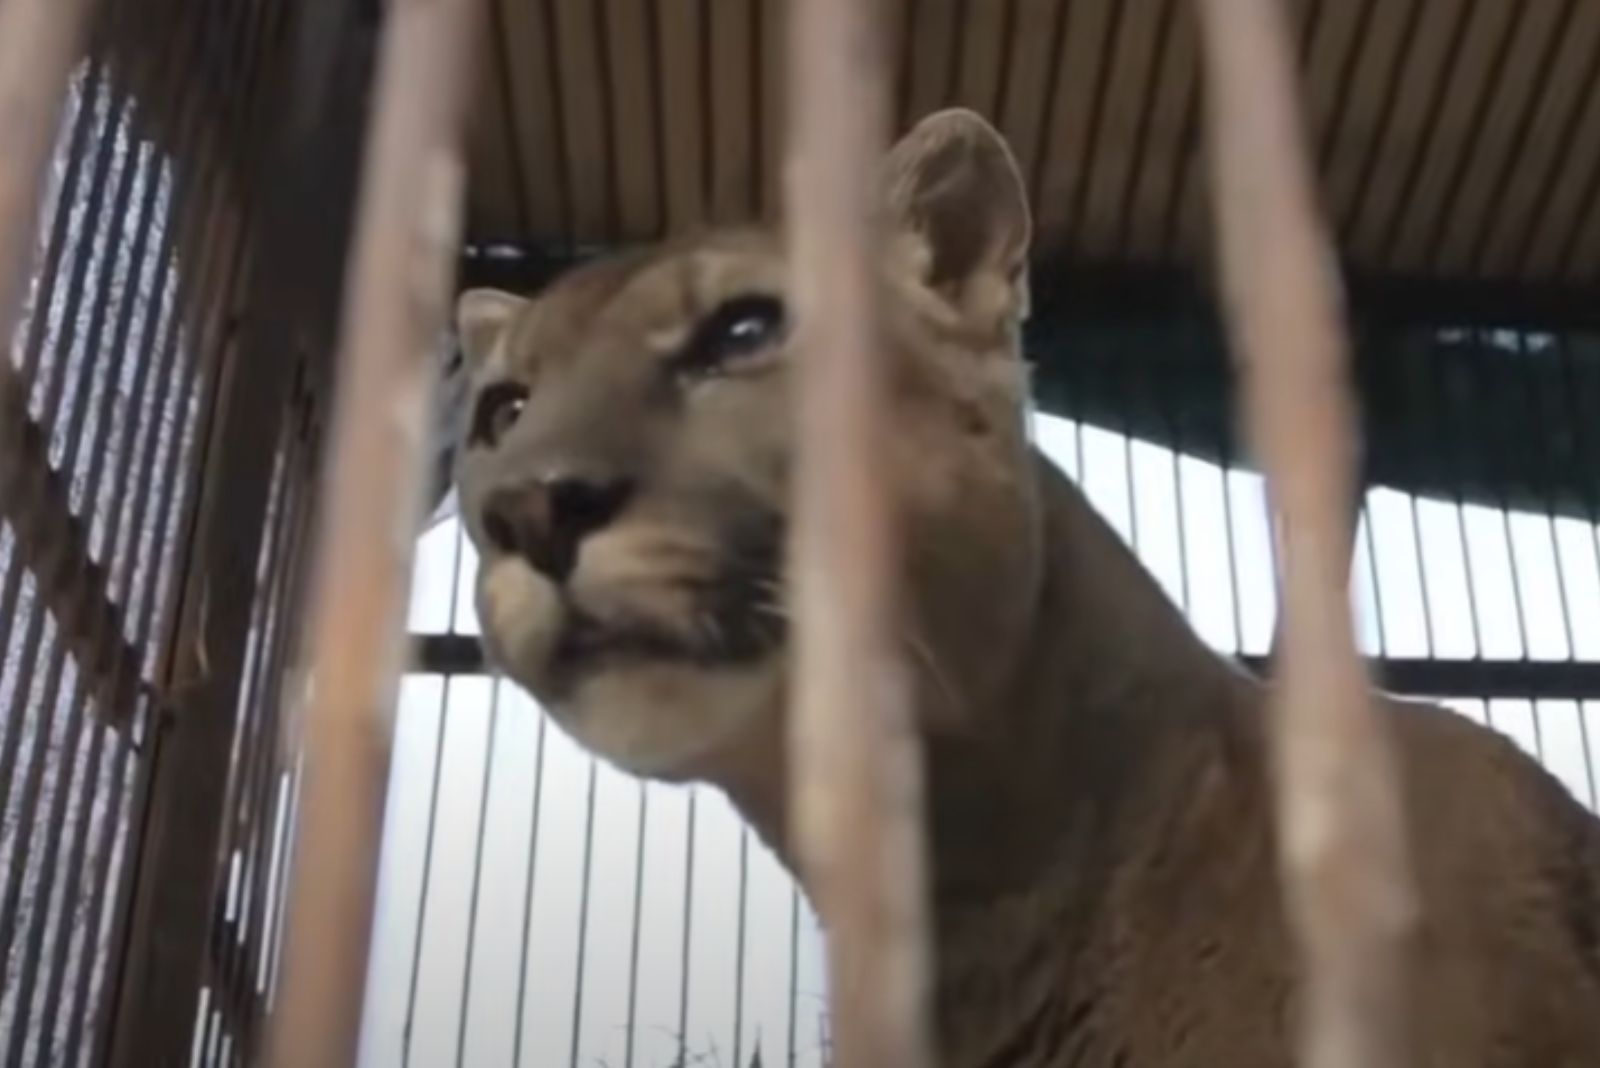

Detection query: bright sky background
xmin=360 ymin=409 xmax=1600 ymax=1068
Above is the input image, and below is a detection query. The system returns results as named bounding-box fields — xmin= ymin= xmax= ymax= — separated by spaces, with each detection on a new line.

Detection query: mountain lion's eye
xmin=470 ymin=382 xmax=529 ymax=448
xmin=677 ymin=294 xmax=786 ymax=377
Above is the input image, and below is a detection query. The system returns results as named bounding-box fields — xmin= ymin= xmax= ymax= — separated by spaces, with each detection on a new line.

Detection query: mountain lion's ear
xmin=457 ymin=288 xmax=527 ymax=369
xmin=884 ymin=109 xmax=1032 ymax=326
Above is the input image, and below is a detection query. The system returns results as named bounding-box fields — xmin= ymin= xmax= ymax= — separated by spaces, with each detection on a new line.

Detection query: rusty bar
xmin=263 ymin=0 xmax=484 ymax=1062
xmin=783 ymin=1 xmax=932 ymax=1067
xmin=1190 ymin=1 xmax=1418 ymax=1067
xmin=0 ymin=0 xmax=97 ymax=351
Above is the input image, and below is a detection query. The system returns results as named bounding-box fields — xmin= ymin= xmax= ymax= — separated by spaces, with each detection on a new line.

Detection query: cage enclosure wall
xmin=3 ymin=1 xmax=1600 ymax=1066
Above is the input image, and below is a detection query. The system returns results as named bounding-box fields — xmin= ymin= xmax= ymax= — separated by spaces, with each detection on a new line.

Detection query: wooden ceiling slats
xmin=1117 ymin=1 xmax=1195 ymax=261
xmin=1431 ymin=0 xmax=1572 ymax=274
xmin=756 ymin=0 xmax=785 ymax=219
xmin=602 ymin=0 xmax=664 ymax=240
xmin=952 ymin=0 xmax=1012 ymax=121
xmin=901 ymin=0 xmax=963 ymax=127
xmin=1078 ymin=0 xmax=1171 ymax=259
xmin=464 ymin=39 xmax=525 ymax=239
xmin=496 ymin=0 xmax=568 ymax=239
xmin=1476 ymin=3 xmax=1600 ymax=278
xmin=992 ymin=0 xmax=1066 ymax=218
xmin=548 ymin=0 xmax=613 ymax=241
xmin=1324 ymin=0 xmax=1426 ymax=253
xmin=655 ymin=1 xmax=709 ymax=234
xmin=1385 ymin=0 xmax=1520 ymax=272
xmin=1340 ymin=0 xmax=1468 ymax=264
xmin=1032 ymin=0 xmax=1117 ymax=239
xmin=464 ymin=0 xmax=1600 ymax=286
xmin=706 ymin=0 xmax=757 ymax=225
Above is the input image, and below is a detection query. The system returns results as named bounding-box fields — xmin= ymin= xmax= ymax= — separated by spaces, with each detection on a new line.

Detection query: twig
xmin=1191 ymin=1 xmax=1418 ymax=1066
xmin=783 ymin=1 xmax=933 ymax=1067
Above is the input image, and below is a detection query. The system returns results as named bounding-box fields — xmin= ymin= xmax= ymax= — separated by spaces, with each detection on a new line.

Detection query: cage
xmin=1 ymin=0 xmax=1598 ymax=1066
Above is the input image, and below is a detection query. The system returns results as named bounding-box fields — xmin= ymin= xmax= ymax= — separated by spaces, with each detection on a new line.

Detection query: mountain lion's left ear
xmin=884 ymin=108 xmax=1032 ymax=327
xmin=456 ymin=288 xmax=528 ymax=369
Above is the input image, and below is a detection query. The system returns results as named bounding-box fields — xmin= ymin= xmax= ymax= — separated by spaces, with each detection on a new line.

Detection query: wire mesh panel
xmin=0 ymin=0 xmax=372 ymax=1064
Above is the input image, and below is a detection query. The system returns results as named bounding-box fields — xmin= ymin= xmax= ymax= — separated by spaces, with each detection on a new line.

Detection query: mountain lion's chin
xmin=550 ymin=656 xmax=783 ymax=781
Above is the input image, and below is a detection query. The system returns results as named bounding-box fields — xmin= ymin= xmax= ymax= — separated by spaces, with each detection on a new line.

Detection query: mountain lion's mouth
xmin=548 ymin=511 xmax=787 ymax=687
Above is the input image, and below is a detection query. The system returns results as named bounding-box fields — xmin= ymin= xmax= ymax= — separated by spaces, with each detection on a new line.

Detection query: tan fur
xmin=455 ymin=110 xmax=1600 ymax=1066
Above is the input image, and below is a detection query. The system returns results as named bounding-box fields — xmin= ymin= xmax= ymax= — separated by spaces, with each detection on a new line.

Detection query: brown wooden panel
xmin=498 ymin=0 xmax=569 ymax=240
xmin=1300 ymin=0 xmax=1369 ymax=166
xmin=1342 ymin=0 xmax=1470 ymax=262
xmin=1432 ymin=0 xmax=1574 ymax=275
xmin=951 ymin=0 xmax=1011 ymax=118
xmin=658 ymin=0 xmax=709 ymax=231
xmin=707 ymin=0 xmax=756 ymax=224
xmin=550 ymin=0 xmax=614 ymax=241
xmin=1034 ymin=0 xmax=1116 ymax=244
xmin=994 ymin=0 xmax=1066 ymax=211
xmin=1386 ymin=0 xmax=1519 ymax=272
xmin=1317 ymin=0 xmax=1418 ymax=249
xmin=1477 ymin=5 xmax=1600 ymax=278
xmin=463 ymin=17 xmax=526 ymax=241
xmin=1078 ymin=0 xmax=1168 ymax=258
xmin=604 ymin=0 xmax=663 ymax=239
xmin=903 ymin=0 xmax=961 ymax=123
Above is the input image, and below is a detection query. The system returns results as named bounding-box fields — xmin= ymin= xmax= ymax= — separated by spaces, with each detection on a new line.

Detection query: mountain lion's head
xmin=454 ymin=110 xmax=1040 ymax=785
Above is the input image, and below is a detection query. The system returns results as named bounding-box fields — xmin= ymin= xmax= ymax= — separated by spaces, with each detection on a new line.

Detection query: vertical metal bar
xmin=1474 ymin=329 xmax=1537 ymax=663
xmin=264 ymin=0 xmax=484 ymax=1060
xmin=1191 ymin=3 xmax=1416 ymax=1068
xmin=785 ymin=0 xmax=931 ymax=1065
xmin=510 ymin=706 xmax=548 ymax=1068
xmin=454 ymin=679 xmax=502 ymax=1067
xmin=733 ymin=826 xmax=750 ymax=1068
xmin=676 ymin=791 xmax=696 ymax=1065
xmin=0 ymin=0 xmax=97 ymax=350
xmin=399 ymin=526 xmax=463 ymax=1064
xmin=567 ymin=760 xmax=599 ymax=1068
xmin=399 ymin=680 xmax=451 ymax=1068
xmin=228 ymin=437 xmax=312 ymax=1047
xmin=785 ymin=885 xmax=801 ymax=1068
xmin=1358 ymin=500 xmax=1389 ymax=655
xmin=1557 ymin=334 xmax=1600 ymax=805
xmin=622 ymin=783 xmax=648 ymax=1068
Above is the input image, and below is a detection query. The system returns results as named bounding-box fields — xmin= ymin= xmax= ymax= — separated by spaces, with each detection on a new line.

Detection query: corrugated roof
xmin=464 ymin=0 xmax=1600 ymax=286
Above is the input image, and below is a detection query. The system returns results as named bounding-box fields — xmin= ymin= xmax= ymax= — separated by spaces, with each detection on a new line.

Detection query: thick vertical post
xmin=784 ymin=2 xmax=932 ymax=1067
xmin=0 ymin=0 xmax=96 ymax=425
xmin=263 ymin=0 xmax=485 ymax=1064
xmin=0 ymin=0 xmax=95 ymax=337
xmin=1191 ymin=1 xmax=1416 ymax=1066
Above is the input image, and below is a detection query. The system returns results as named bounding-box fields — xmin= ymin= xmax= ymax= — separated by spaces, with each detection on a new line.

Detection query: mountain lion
xmin=451 ymin=109 xmax=1600 ymax=1066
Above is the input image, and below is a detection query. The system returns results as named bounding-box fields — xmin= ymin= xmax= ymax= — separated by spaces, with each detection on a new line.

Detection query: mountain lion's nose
xmin=481 ymin=474 xmax=634 ymax=582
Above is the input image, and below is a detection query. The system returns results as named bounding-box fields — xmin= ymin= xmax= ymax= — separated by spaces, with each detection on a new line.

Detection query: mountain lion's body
xmin=452 ymin=110 xmax=1600 ymax=1065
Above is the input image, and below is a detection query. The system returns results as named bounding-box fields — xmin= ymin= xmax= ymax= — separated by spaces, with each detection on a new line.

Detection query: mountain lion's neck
xmin=719 ymin=452 xmax=1255 ymax=909
xmin=918 ymin=454 xmax=1253 ymax=904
